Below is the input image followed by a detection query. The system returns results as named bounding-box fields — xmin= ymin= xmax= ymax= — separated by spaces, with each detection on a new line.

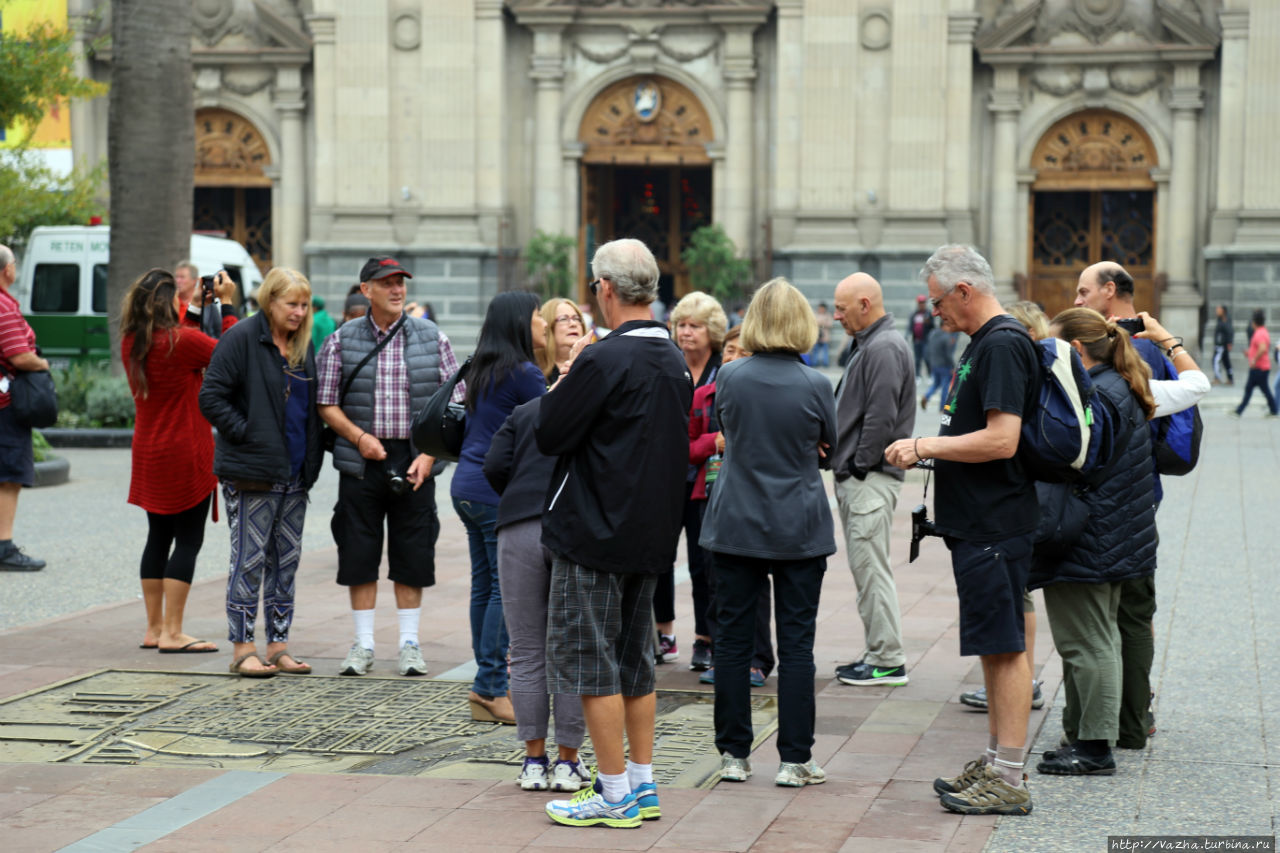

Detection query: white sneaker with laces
xmin=775 ymin=759 xmax=826 ymax=787
xmin=550 ymin=759 xmax=590 ymax=792
xmin=339 ymin=644 xmax=374 ymax=676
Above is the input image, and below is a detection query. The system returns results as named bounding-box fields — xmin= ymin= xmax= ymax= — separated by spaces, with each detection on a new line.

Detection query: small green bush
xmin=32 ymin=429 xmax=50 ymax=463
xmin=84 ymin=375 xmax=135 ymax=427
xmin=682 ymin=224 xmax=752 ymax=305
xmin=525 ymin=231 xmax=577 ymax=300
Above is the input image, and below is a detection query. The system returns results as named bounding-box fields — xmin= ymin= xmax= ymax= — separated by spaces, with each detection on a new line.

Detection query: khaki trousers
xmin=1043 ymin=580 xmax=1123 ymax=744
xmin=835 ymin=472 xmax=905 ymax=668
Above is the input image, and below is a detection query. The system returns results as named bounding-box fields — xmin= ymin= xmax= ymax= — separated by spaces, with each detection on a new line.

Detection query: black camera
xmin=387 ymin=470 xmax=412 ymax=496
xmin=909 ymin=503 xmax=940 ymax=563
xmin=200 ymin=273 xmax=217 ymax=302
xmin=1115 ymin=317 xmax=1144 ymax=336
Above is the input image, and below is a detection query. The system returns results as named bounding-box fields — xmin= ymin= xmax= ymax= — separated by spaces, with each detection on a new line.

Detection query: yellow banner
xmin=1 ymin=0 xmax=73 ymax=148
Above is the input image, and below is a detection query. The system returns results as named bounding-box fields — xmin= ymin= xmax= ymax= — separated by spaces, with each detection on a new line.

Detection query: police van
xmin=16 ymin=225 xmax=264 ymax=367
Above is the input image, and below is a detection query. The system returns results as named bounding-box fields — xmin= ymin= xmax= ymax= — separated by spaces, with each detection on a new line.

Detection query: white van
xmin=16 ymin=225 xmax=264 ymax=366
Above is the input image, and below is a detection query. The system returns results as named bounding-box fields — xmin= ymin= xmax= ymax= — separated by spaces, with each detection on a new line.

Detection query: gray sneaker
xmin=775 ymin=759 xmax=826 ymax=787
xmin=718 ymin=752 xmax=752 ymax=782
xmin=938 ymin=766 xmax=1032 ymax=815
xmin=398 ymin=641 xmax=428 ymax=676
xmin=958 ymin=680 xmax=1044 ymax=711
xmin=340 ymin=644 xmax=375 ymax=676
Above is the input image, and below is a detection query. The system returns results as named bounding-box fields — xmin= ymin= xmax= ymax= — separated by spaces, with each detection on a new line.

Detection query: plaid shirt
xmin=316 ymin=313 xmax=463 ymax=439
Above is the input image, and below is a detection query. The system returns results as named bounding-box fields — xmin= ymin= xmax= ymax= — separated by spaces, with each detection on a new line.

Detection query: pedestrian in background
xmin=1233 ymin=309 xmax=1277 ymax=417
xmin=1212 ymin=304 xmax=1233 ymax=385
xmin=200 ymin=268 xmax=325 ymax=677
xmin=122 ymin=267 xmax=235 ymax=651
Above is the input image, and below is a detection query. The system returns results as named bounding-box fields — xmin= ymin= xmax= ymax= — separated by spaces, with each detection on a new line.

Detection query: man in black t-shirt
xmin=887 ymin=245 xmax=1038 ymax=817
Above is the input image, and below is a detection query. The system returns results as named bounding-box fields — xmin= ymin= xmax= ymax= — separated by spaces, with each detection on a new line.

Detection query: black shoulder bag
xmin=411 ymin=357 xmax=471 ymax=462
xmin=322 ymin=317 xmax=406 ymax=453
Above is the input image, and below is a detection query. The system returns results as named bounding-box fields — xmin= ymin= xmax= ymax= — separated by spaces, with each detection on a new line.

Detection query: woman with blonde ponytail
xmin=1028 ymin=307 xmax=1158 ymax=778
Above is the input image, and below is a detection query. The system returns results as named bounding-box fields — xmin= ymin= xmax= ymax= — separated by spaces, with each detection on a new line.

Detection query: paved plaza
xmin=0 ymin=382 xmax=1276 ymax=852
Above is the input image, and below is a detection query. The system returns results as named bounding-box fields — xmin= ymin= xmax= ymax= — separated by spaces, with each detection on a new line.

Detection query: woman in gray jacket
xmin=700 ymin=277 xmax=837 ymax=789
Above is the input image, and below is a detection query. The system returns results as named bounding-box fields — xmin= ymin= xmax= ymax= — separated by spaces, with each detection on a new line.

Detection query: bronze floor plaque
xmin=0 ymin=670 xmax=779 ymax=788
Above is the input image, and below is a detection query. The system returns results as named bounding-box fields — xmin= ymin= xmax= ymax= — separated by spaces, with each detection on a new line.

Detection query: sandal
xmin=229 ymin=652 xmax=277 ymax=678
xmin=267 ymin=650 xmax=312 ymax=674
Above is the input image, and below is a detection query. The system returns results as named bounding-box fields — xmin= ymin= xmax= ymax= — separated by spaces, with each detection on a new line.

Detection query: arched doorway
xmin=1028 ymin=109 xmax=1158 ymax=319
xmin=578 ymin=76 xmax=714 ymax=309
xmin=193 ymin=108 xmax=273 ymax=275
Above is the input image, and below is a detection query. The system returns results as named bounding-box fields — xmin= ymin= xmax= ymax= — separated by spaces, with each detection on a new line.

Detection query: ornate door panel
xmin=194 ymin=108 xmax=272 ymax=274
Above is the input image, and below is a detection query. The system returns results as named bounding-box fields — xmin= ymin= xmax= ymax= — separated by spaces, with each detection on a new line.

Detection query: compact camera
xmin=909 ymin=503 xmax=940 ymax=563
xmin=1115 ymin=317 xmax=1145 ymax=336
xmin=386 ymin=470 xmax=412 ymax=496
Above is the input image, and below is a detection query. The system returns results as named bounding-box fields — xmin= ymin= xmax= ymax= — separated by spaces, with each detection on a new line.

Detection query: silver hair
xmin=0 ymin=245 xmax=13 ymax=269
xmin=921 ymin=244 xmax=995 ymax=296
xmin=591 ymin=238 xmax=659 ymax=305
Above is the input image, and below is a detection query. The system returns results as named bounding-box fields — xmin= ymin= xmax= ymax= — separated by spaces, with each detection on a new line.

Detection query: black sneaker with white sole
xmin=836 ymin=662 xmax=908 ymax=686
xmin=1036 ymin=742 xmax=1116 ymax=776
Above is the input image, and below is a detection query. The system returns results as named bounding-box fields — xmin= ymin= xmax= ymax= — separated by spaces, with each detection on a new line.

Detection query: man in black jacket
xmin=536 ymin=238 xmax=693 ymax=829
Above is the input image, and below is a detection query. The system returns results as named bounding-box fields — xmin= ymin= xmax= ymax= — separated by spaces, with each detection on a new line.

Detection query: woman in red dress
xmin=121 ymin=267 xmax=235 ymax=652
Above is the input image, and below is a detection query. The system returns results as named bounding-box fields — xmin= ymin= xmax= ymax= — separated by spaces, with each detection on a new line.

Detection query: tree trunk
xmin=106 ymin=0 xmax=192 ymax=372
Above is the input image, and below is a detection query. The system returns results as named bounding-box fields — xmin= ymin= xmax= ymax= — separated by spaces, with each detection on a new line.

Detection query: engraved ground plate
xmin=0 ymin=670 xmax=778 ymax=788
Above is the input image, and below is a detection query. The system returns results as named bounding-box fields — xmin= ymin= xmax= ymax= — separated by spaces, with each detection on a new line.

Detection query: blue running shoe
xmin=632 ymin=781 xmax=660 ymax=820
xmin=546 ymin=774 xmax=641 ymax=828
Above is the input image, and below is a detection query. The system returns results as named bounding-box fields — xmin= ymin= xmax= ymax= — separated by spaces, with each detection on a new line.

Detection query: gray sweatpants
xmin=497 ymin=518 xmax=585 ymax=747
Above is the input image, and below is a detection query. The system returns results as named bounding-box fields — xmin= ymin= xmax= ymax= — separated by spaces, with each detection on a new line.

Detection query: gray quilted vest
xmin=332 ymin=314 xmax=442 ymax=478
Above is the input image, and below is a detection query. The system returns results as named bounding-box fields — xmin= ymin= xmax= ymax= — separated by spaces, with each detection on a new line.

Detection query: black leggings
xmin=140 ymin=495 xmax=211 ymax=583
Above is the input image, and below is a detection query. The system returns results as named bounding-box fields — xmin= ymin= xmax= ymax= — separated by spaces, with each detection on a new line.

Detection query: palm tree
xmin=106 ymin=0 xmax=193 ymax=371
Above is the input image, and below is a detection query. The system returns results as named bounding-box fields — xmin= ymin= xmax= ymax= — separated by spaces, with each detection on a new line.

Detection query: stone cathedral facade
xmin=68 ymin=0 xmax=1279 ymax=346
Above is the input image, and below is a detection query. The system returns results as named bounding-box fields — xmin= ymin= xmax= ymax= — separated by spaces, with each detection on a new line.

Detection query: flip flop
xmin=159 ymin=640 xmax=219 ymax=654
xmin=139 ymin=643 xmax=158 ymax=650
xmin=267 ymin=650 xmax=312 ymax=675
xmin=229 ymin=652 xmax=277 ymax=678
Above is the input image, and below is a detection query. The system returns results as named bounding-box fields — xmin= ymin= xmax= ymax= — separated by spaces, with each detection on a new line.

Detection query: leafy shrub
xmin=32 ymin=429 xmax=51 ymax=463
xmin=84 ymin=375 xmax=135 ymax=427
xmin=682 ymin=225 xmax=751 ymax=304
xmin=524 ymin=231 xmax=577 ymax=299
xmin=53 ymin=363 xmax=135 ymax=428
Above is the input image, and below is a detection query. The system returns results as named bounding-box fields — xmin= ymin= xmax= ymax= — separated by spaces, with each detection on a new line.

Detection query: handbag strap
xmin=337 ymin=315 xmax=407 ymax=406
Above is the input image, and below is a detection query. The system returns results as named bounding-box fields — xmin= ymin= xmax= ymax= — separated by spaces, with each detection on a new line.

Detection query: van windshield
xmin=31 ymin=264 xmax=80 ymax=313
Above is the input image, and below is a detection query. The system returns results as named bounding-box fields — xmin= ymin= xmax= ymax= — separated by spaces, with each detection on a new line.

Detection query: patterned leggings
xmin=223 ymin=478 xmax=308 ymax=644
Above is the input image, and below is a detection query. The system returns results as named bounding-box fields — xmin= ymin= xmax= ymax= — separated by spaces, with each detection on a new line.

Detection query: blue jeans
xmin=810 ymin=340 xmax=829 ymax=367
xmin=453 ymin=497 xmax=508 ymax=697
xmin=1236 ymin=368 xmax=1277 ymax=415
xmin=922 ymin=365 xmax=952 ymax=409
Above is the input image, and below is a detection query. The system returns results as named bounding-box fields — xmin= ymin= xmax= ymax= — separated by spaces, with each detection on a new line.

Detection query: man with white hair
xmin=536 ymin=238 xmax=693 ymax=829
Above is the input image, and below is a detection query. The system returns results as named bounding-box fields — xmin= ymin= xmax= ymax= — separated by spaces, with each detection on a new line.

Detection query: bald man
xmin=830 ymin=273 xmax=916 ymax=686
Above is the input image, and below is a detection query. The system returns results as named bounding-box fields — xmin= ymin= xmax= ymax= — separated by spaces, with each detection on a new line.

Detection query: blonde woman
xmin=538 ymin=298 xmax=585 ymax=382
xmin=199 ymin=269 xmax=324 ymax=677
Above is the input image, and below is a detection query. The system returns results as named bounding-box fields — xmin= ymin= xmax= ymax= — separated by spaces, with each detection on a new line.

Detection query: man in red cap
xmin=908 ymin=293 xmax=934 ymax=380
xmin=317 ymin=255 xmax=463 ymax=678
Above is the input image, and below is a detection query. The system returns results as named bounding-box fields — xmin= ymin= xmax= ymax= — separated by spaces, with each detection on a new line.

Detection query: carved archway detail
xmin=578 ymin=76 xmax=713 ymax=165
xmin=1031 ymin=109 xmax=1157 ymax=190
xmin=195 ymin=108 xmax=272 ymax=188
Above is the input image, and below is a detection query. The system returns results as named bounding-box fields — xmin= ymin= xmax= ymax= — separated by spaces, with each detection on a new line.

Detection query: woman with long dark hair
xmin=1030 ymin=307 xmax=1158 ymax=776
xmin=121 ymin=267 xmax=236 ymax=652
xmin=451 ymin=290 xmax=547 ymax=722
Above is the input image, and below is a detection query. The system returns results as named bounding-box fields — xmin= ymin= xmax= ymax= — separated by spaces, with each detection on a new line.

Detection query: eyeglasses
xmin=555 ymin=314 xmax=581 ymax=325
xmin=929 ymin=284 xmax=964 ymax=312
xmin=589 ymin=278 xmax=603 ymax=296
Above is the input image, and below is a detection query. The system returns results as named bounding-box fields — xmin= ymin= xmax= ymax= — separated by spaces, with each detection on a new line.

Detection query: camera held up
xmin=909 ymin=503 xmax=940 ymax=563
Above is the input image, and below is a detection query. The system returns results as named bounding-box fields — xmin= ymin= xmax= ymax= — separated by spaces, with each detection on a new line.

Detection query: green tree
xmin=0 ymin=16 xmax=108 ymax=250
xmin=524 ymin=230 xmax=576 ymax=300
xmin=682 ymin=224 xmax=751 ymax=305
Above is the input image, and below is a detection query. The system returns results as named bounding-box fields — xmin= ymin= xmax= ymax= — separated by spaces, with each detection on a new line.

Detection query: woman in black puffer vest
xmin=1029 ymin=307 xmax=1157 ymax=777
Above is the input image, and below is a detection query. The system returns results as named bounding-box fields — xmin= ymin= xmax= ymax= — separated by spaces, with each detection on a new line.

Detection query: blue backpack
xmin=1151 ymin=362 xmax=1203 ymax=476
xmin=995 ymin=322 xmax=1120 ymax=483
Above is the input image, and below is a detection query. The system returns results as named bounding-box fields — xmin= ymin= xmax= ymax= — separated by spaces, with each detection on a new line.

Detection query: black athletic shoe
xmin=1036 ymin=742 xmax=1116 ymax=776
xmin=689 ymin=638 xmax=713 ymax=672
xmin=0 ymin=545 xmax=45 ymax=572
xmin=836 ymin=662 xmax=908 ymax=686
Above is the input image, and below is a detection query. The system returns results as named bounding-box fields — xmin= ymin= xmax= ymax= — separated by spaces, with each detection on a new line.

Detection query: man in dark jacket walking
xmin=536 ymin=238 xmax=693 ymax=829
xmin=830 ymin=273 xmax=916 ymax=688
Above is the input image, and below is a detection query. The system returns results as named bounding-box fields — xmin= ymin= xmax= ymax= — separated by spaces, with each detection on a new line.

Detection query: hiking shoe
xmin=750 ymin=667 xmax=766 ymax=688
xmin=398 ymin=641 xmax=428 ymax=676
xmin=958 ymin=680 xmax=1044 ymax=710
xmin=836 ymin=662 xmax=908 ymax=686
xmin=719 ymin=752 xmax=752 ymax=782
xmin=933 ymin=759 xmax=988 ymax=796
xmin=1036 ymin=742 xmax=1116 ymax=776
xmin=775 ymin=759 xmax=826 ymax=787
xmin=689 ymin=638 xmax=713 ymax=671
xmin=658 ymin=633 xmax=678 ymax=664
xmin=632 ymin=781 xmax=660 ymax=820
xmin=550 ymin=759 xmax=590 ymax=793
xmin=0 ymin=545 xmax=44 ymax=572
xmin=518 ymin=756 xmax=550 ymax=790
xmin=545 ymin=775 xmax=641 ymax=828
xmin=339 ymin=644 xmax=374 ymax=676
xmin=698 ymin=667 xmax=715 ymax=685
xmin=938 ymin=767 xmax=1032 ymax=815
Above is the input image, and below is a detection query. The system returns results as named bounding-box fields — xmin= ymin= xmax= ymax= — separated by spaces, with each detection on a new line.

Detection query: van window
xmin=31 ymin=264 xmax=81 ymax=313
xmin=92 ymin=264 xmax=108 ymax=313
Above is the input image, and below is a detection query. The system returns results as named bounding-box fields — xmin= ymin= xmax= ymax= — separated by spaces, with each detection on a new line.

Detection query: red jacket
xmin=124 ymin=315 xmax=234 ymax=514
xmin=688 ymin=381 xmax=719 ymax=501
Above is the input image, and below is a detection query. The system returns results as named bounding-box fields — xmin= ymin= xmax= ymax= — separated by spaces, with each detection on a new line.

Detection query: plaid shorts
xmin=546 ymin=558 xmax=657 ymax=697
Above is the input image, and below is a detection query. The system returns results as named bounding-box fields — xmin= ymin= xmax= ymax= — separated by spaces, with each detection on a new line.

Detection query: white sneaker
xmin=550 ymin=759 xmax=590 ymax=792
xmin=719 ymin=752 xmax=752 ymax=782
xmin=775 ymin=759 xmax=826 ymax=787
xmin=518 ymin=757 xmax=550 ymax=791
xmin=398 ymin=641 xmax=428 ymax=676
xmin=339 ymin=644 xmax=374 ymax=676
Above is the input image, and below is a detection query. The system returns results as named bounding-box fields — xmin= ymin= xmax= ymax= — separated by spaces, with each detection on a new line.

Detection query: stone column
xmin=1210 ymin=10 xmax=1249 ymax=245
xmin=304 ymin=13 xmax=336 ymax=240
xmin=945 ymin=11 xmax=980 ymax=244
xmin=770 ymin=0 xmax=803 ymax=247
xmin=1163 ymin=63 xmax=1205 ymax=335
xmin=274 ymin=66 xmax=307 ymax=271
xmin=987 ymin=67 xmax=1022 ymax=304
xmin=475 ymin=0 xmax=506 ymax=246
xmin=722 ymin=23 xmax=759 ymax=258
xmin=530 ymin=24 xmax=567 ymax=237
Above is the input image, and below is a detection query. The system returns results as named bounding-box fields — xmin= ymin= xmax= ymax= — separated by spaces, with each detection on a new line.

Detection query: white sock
xmin=598 ymin=770 xmax=630 ymax=803
xmin=626 ymin=760 xmax=653 ymax=789
xmin=352 ymin=609 xmax=375 ymax=652
xmin=397 ymin=607 xmax=420 ymax=648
